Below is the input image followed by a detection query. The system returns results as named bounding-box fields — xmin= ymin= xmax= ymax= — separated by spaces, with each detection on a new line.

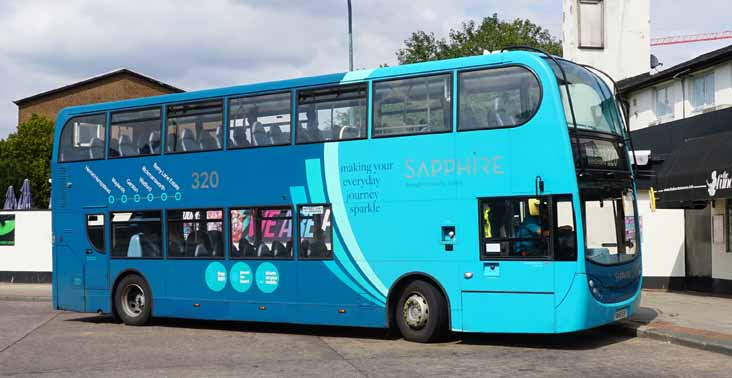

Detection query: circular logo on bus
xmin=255 ymin=262 xmax=279 ymax=293
xmin=229 ymin=262 xmax=253 ymax=293
xmin=205 ymin=262 xmax=227 ymax=292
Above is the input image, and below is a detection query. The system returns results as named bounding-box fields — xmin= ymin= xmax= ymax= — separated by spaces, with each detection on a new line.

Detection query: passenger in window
xmin=302 ymin=108 xmax=321 ymax=142
xmin=514 ymin=199 xmax=546 ymax=256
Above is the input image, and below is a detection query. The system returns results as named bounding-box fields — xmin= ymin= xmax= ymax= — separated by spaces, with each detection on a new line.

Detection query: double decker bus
xmin=52 ymin=50 xmax=641 ymax=342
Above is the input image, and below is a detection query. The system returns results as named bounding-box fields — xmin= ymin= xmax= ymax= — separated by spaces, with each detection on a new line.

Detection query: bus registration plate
xmin=614 ymin=308 xmax=628 ymax=321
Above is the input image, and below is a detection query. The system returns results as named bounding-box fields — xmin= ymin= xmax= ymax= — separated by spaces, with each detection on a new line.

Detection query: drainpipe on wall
xmin=673 ymin=69 xmax=691 ymax=119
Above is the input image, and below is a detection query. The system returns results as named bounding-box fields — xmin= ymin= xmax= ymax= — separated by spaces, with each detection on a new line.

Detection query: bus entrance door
xmin=82 ymin=211 xmax=109 ymax=313
xmin=53 ymin=210 xmax=85 ymax=312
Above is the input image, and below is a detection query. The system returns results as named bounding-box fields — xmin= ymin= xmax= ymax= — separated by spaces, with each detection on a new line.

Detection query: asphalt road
xmin=1 ymin=300 xmax=730 ymax=378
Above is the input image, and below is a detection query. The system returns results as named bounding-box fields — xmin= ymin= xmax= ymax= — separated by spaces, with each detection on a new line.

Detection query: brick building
xmin=14 ymin=68 xmax=183 ymax=124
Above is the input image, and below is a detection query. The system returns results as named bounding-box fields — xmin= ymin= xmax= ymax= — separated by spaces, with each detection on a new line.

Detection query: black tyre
xmin=395 ymin=280 xmax=448 ymax=343
xmin=114 ymin=274 xmax=152 ymax=326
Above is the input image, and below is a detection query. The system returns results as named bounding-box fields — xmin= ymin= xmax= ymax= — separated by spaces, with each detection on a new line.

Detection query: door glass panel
xmin=86 ymin=214 xmax=105 ymax=252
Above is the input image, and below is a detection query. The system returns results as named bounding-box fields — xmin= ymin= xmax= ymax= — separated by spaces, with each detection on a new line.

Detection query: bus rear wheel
xmin=114 ymin=274 xmax=152 ymax=326
xmin=395 ymin=280 xmax=447 ymax=343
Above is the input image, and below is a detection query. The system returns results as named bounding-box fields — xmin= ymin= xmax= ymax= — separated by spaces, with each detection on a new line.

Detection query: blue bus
xmin=51 ymin=50 xmax=641 ymax=342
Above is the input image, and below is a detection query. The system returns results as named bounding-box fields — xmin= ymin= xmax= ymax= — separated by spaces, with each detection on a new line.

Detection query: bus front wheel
xmin=114 ymin=274 xmax=152 ymax=326
xmin=395 ymin=280 xmax=447 ymax=343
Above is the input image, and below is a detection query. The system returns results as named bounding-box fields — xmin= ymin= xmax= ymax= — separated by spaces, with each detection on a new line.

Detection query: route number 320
xmin=191 ymin=170 xmax=219 ymax=189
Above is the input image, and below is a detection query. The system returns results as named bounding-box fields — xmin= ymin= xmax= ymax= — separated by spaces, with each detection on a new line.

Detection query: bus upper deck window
xmin=58 ymin=114 xmax=106 ymax=162
xmin=458 ymin=66 xmax=541 ymax=131
xmin=296 ymin=84 xmax=367 ymax=144
xmin=373 ymin=73 xmax=452 ymax=138
xmin=229 ymin=92 xmax=292 ymax=148
xmin=109 ymin=108 xmax=162 ymax=158
xmin=167 ymin=100 xmax=224 ymax=153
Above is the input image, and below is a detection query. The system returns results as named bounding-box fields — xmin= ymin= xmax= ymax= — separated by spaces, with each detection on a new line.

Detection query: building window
xmin=690 ymin=71 xmax=715 ymax=112
xmin=109 ymin=108 xmax=162 ymax=158
xmin=458 ymin=66 xmax=541 ymax=130
xmin=578 ymin=0 xmax=604 ymax=49
xmin=655 ymin=85 xmax=674 ymax=119
xmin=726 ymin=199 xmax=732 ymax=253
xmin=167 ymin=209 xmax=224 ymax=258
xmin=166 ymin=100 xmax=224 ymax=153
xmin=230 ymin=207 xmax=293 ymax=259
xmin=479 ymin=197 xmax=550 ymax=258
xmin=111 ymin=211 xmax=162 ymax=258
xmin=298 ymin=204 xmax=333 ymax=259
xmin=229 ymin=92 xmax=292 ymax=148
xmin=58 ymin=114 xmax=106 ymax=162
xmin=296 ymin=84 xmax=368 ymax=144
xmin=373 ymin=73 xmax=452 ymax=137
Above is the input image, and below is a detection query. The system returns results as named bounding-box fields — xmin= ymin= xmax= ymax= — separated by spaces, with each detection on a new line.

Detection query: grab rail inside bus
xmin=501 ymin=45 xmax=585 ymax=177
xmin=579 ymin=64 xmax=640 ymax=172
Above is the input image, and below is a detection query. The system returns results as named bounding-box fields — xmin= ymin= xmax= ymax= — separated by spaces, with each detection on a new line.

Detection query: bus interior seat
xmin=140 ymin=234 xmax=161 ymax=257
xmin=180 ymin=129 xmax=198 ymax=152
xmin=230 ymin=127 xmax=249 ymax=148
xmin=308 ymin=240 xmax=328 ymax=258
xmin=108 ymin=138 xmax=120 ymax=157
xmin=339 ymin=126 xmax=360 ymax=140
xmin=88 ymin=137 xmax=104 ymax=159
xmin=207 ymin=230 xmax=224 ymax=257
xmin=269 ymin=125 xmax=288 ymax=144
xmin=214 ymin=126 xmax=223 ymax=149
xmin=299 ymin=239 xmax=310 ymax=258
xmin=166 ymin=133 xmax=177 ymax=152
xmin=199 ymin=130 xmax=217 ymax=150
xmin=230 ymin=243 xmax=242 ymax=258
xmin=149 ymin=131 xmax=161 ymax=154
xmin=285 ymin=240 xmax=293 ymax=256
xmin=118 ymin=135 xmax=138 ymax=156
xmin=297 ymin=126 xmax=311 ymax=142
xmin=194 ymin=230 xmax=211 ymax=251
xmin=168 ymin=237 xmax=185 ymax=257
xmin=256 ymin=243 xmax=272 ymax=257
xmin=271 ymin=240 xmax=288 ymax=258
xmin=194 ymin=243 xmax=210 ymax=257
xmin=239 ymin=239 xmax=257 ymax=257
xmin=252 ymin=122 xmax=271 ymax=146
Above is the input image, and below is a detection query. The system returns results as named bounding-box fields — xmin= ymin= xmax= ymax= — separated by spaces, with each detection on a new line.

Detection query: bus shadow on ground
xmin=66 ymin=311 xmax=654 ymax=350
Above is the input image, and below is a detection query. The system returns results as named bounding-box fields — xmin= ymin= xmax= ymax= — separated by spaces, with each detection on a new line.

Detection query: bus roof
xmin=55 ymin=51 xmax=549 ymax=124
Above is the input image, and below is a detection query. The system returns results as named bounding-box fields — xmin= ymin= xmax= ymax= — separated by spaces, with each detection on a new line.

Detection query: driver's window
xmin=479 ymin=197 xmax=550 ymax=258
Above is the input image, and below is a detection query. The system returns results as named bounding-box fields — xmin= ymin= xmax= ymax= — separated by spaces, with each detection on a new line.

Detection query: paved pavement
xmin=622 ymin=290 xmax=732 ymax=356
xmin=1 ymin=296 xmax=732 ymax=377
xmin=0 ymin=283 xmax=51 ymax=302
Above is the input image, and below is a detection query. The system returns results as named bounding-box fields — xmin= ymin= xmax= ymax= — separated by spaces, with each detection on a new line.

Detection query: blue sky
xmin=0 ymin=0 xmax=730 ymax=138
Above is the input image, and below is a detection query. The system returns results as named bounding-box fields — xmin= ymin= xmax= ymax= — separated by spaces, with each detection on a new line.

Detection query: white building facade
xmin=563 ymin=0 xmax=732 ymax=293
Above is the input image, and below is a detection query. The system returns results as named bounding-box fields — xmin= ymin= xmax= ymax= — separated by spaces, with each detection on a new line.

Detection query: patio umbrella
xmin=16 ymin=179 xmax=32 ymax=210
xmin=3 ymin=186 xmax=16 ymax=210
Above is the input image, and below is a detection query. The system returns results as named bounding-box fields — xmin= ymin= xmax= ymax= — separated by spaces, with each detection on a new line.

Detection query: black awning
xmin=654 ymin=130 xmax=732 ymax=207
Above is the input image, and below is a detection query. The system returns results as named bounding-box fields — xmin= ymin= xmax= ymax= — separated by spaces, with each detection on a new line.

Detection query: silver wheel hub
xmin=403 ymin=293 xmax=429 ymax=329
xmin=121 ymin=284 xmax=145 ymax=318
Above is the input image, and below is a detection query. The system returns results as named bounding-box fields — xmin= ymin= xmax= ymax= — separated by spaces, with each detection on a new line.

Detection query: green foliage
xmin=397 ymin=13 xmax=562 ymax=64
xmin=0 ymin=114 xmax=54 ymax=209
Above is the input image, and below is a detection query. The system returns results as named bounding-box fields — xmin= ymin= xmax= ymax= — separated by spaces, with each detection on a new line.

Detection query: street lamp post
xmin=347 ymin=0 xmax=353 ymax=71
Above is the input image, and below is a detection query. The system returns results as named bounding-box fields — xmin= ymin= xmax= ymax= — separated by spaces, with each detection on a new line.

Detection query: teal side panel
xmin=461 ymin=292 xmax=554 ymax=333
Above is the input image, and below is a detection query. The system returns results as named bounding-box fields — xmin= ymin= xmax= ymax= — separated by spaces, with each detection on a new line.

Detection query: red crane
xmin=651 ymin=31 xmax=732 ymax=47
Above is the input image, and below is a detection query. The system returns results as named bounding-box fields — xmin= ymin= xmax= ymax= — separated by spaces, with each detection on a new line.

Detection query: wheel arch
xmin=386 ymin=272 xmax=452 ymax=330
xmin=110 ymin=269 xmax=154 ymax=317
